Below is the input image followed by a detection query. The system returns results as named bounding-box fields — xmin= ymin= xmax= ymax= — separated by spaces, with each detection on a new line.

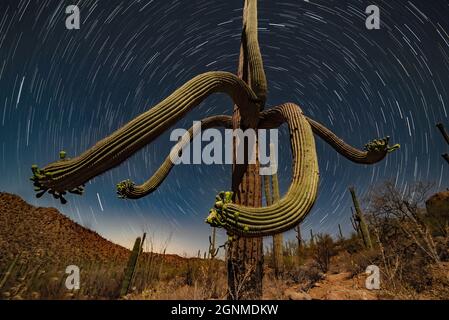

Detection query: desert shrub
xmin=435 ymin=237 xmax=449 ymax=261
xmin=294 ymin=265 xmax=324 ymax=291
xmin=183 ymin=259 xmax=201 ymax=286
xmin=312 ymin=234 xmax=336 ymax=273
xmin=340 ymin=233 xmax=364 ymax=254
xmin=347 ymin=249 xmax=380 ymax=277
xmin=365 ymin=181 xmax=449 ymax=296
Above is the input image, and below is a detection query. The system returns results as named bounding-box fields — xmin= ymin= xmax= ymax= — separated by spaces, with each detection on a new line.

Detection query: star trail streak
xmin=0 ymin=0 xmax=448 ymax=254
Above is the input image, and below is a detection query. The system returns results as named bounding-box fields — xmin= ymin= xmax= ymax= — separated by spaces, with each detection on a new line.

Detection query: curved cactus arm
xmin=245 ymin=0 xmax=267 ymax=107
xmin=30 ymin=72 xmax=260 ymax=202
xmin=117 ymin=115 xmax=232 ymax=199
xmin=206 ymin=103 xmax=320 ymax=237
xmin=305 ymin=117 xmax=400 ymax=164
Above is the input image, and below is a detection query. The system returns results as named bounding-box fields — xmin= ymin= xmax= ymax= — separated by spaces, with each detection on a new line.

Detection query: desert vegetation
xmin=265 ymin=181 xmax=449 ymax=300
xmin=1 ymin=178 xmax=448 ymax=300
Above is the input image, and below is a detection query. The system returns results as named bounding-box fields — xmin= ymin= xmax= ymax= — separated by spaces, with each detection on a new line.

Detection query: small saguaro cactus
xmin=120 ymin=235 xmax=144 ymax=297
xmin=310 ymin=229 xmax=315 ymax=246
xmin=208 ymin=227 xmax=219 ymax=259
xmin=140 ymin=232 xmax=146 ymax=254
xmin=338 ymin=224 xmax=344 ymax=239
xmin=436 ymin=123 xmax=449 ymax=164
xmin=350 ymin=207 xmax=362 ymax=238
xmin=294 ymin=224 xmax=302 ymax=267
xmin=349 ymin=187 xmax=373 ymax=249
xmin=294 ymin=225 xmax=302 ymax=248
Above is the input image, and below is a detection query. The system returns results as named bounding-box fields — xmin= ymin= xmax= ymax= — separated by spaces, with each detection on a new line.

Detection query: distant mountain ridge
xmin=0 ymin=192 xmax=185 ymax=269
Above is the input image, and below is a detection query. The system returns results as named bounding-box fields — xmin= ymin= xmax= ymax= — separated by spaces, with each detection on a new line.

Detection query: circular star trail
xmin=0 ymin=0 xmax=448 ymax=254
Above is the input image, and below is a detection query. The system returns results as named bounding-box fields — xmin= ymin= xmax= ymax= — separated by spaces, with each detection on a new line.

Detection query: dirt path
xmin=282 ymin=272 xmax=380 ymax=300
xmin=307 ymin=272 xmax=379 ymax=300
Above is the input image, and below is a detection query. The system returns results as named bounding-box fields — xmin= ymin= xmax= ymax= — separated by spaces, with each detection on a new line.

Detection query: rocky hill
xmin=0 ymin=192 xmax=132 ymax=269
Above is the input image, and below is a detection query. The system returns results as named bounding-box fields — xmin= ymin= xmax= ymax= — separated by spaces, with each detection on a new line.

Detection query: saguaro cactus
xmin=436 ymin=123 xmax=449 ymax=164
xmin=295 ymin=225 xmax=302 ymax=249
xmin=140 ymin=232 xmax=146 ymax=254
xmin=30 ymin=0 xmax=399 ymax=299
xmin=208 ymin=227 xmax=219 ymax=259
xmin=226 ymin=0 xmax=264 ymax=300
xmin=350 ymin=207 xmax=362 ymax=238
xmin=294 ymin=224 xmax=302 ymax=267
xmin=349 ymin=187 xmax=372 ymax=249
xmin=338 ymin=224 xmax=344 ymax=239
xmin=120 ymin=235 xmax=144 ymax=297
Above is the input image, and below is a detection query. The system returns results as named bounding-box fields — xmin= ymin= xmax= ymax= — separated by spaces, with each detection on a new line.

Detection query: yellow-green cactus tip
xmin=243 ymin=225 xmax=249 ymax=233
xmin=387 ymin=143 xmax=400 ymax=153
xmin=59 ymin=151 xmax=66 ymax=160
xmin=215 ymin=200 xmax=224 ymax=209
xmin=206 ymin=209 xmax=218 ymax=224
xmin=224 ymin=191 xmax=233 ymax=202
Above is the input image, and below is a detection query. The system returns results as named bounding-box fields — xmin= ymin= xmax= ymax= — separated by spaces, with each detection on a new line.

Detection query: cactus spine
xmin=349 ymin=187 xmax=372 ymax=249
xmin=120 ymin=234 xmax=145 ymax=297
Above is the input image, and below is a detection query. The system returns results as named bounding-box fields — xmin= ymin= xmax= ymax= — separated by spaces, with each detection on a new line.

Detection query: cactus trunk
xmin=227 ymin=0 xmax=264 ymax=300
xmin=349 ymin=187 xmax=373 ymax=249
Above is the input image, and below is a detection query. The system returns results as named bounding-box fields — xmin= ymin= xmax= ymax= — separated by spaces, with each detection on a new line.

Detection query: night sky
xmin=1 ymin=0 xmax=448 ymax=256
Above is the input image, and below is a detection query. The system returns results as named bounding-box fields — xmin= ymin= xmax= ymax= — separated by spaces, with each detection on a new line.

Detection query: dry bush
xmin=131 ymin=258 xmax=227 ymax=300
xmin=346 ymin=249 xmax=380 ymax=277
xmin=183 ymin=258 xmax=201 ymax=286
xmin=295 ymin=265 xmax=325 ymax=291
xmin=312 ymin=234 xmax=336 ymax=273
xmin=339 ymin=233 xmax=364 ymax=254
xmin=0 ymin=254 xmax=127 ymax=300
xmin=365 ymin=181 xmax=449 ymax=297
